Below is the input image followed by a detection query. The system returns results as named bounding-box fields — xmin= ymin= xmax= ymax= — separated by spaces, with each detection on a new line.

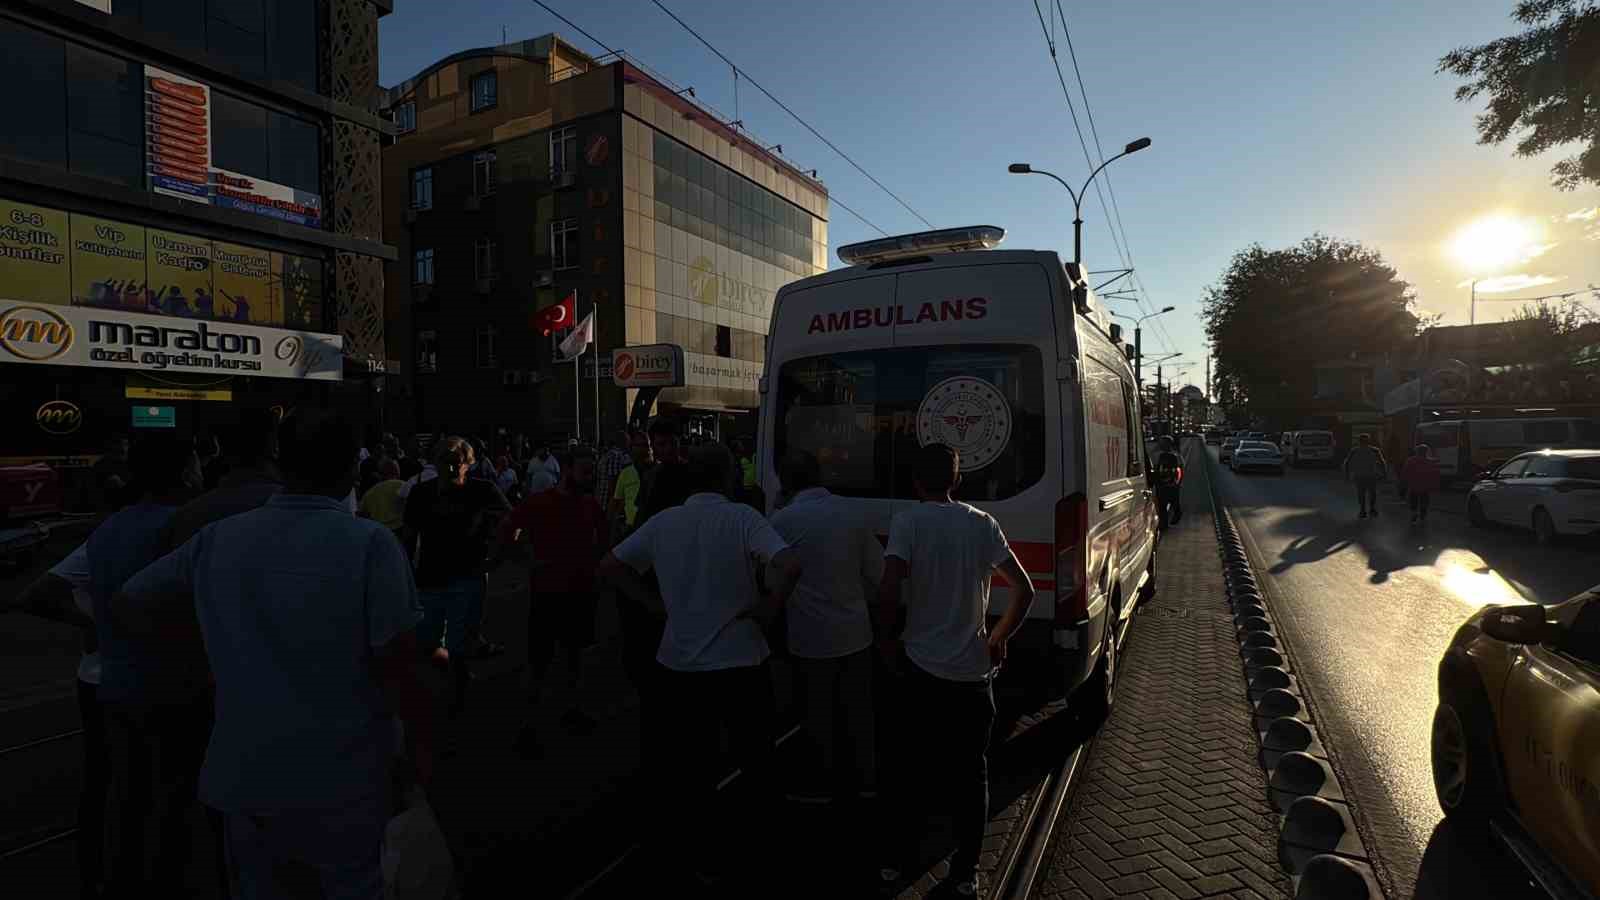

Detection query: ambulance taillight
xmin=1053 ymin=492 xmax=1089 ymax=625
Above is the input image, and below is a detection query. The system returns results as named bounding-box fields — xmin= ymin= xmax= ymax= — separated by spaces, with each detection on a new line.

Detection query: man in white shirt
xmin=600 ymin=443 xmax=801 ymax=886
xmin=876 ymin=443 xmax=1035 ymax=898
xmin=769 ymin=450 xmax=883 ymax=805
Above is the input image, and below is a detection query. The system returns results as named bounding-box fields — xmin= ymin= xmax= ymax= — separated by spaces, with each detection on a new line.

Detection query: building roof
xmin=379 ymin=33 xmax=595 ymax=107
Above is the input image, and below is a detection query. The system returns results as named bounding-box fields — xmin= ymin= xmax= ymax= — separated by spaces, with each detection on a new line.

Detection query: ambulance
xmin=757 ymin=226 xmax=1160 ymax=710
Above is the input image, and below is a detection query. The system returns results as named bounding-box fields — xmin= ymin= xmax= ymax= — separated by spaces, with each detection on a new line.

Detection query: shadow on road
xmin=1262 ymin=509 xmax=1449 ymax=585
xmin=1412 ymin=819 xmax=1547 ymax=900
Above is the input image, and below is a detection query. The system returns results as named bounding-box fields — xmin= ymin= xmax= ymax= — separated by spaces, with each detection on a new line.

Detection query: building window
xmin=116 ymin=0 xmax=317 ymax=92
xmin=416 ymin=329 xmax=438 ymax=374
xmin=550 ymin=126 xmax=577 ymax=175
xmin=413 ymin=248 xmax=434 ymax=285
xmin=213 ymin=91 xmax=321 ymax=195
xmin=473 ymin=150 xmax=497 ymax=196
xmin=551 ymin=219 xmax=578 ymax=270
xmin=0 ymin=20 xmax=66 ymax=168
xmin=411 ymin=167 xmax=433 ymax=210
xmin=470 ymin=71 xmax=497 ymax=112
xmin=394 ymin=101 xmax=416 ymax=133
xmin=64 ymin=42 xmax=144 ymax=188
xmin=475 ymin=239 xmax=498 ymax=283
xmin=476 ymin=326 xmax=497 ymax=368
xmin=715 ymin=325 xmax=732 ymax=358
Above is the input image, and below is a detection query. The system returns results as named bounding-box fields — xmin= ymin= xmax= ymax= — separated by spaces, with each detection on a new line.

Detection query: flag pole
xmin=592 ymin=299 xmax=600 ymax=448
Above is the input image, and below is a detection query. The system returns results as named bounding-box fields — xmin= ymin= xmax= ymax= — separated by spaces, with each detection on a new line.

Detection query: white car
xmin=1230 ymin=441 xmax=1284 ymax=475
xmin=1220 ymin=434 xmax=1242 ymax=464
xmin=1468 ymin=450 xmax=1600 ymax=544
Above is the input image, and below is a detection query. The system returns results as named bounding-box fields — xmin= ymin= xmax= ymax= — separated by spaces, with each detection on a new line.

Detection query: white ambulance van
xmin=757 ymin=226 xmax=1159 ymax=710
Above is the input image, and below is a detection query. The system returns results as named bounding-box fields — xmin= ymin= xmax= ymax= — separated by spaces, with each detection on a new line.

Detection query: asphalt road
xmin=1208 ymin=445 xmax=1598 ymax=900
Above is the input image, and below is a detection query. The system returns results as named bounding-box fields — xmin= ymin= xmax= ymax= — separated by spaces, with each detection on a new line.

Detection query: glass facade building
xmin=621 ymin=80 xmax=827 ymax=413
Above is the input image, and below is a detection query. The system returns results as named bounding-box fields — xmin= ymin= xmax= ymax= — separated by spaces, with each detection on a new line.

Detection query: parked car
xmin=1467 ymin=450 xmax=1600 ymax=544
xmin=1230 ymin=441 xmax=1284 ymax=474
xmin=1432 ymin=586 xmax=1600 ymax=899
xmin=1220 ymin=434 xmax=1242 ymax=463
xmin=1204 ymin=428 xmax=1224 ymax=445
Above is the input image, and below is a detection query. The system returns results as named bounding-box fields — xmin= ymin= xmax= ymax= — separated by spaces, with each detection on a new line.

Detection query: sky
xmin=379 ymin=0 xmax=1600 ymax=391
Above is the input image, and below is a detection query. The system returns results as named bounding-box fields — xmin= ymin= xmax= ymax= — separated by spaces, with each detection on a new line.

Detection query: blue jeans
xmin=417 ymin=576 xmax=485 ymax=656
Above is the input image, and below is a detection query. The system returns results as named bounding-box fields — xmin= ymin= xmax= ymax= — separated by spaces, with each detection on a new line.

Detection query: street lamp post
xmin=1110 ymin=307 xmax=1176 ymax=384
xmin=1009 ymin=137 xmax=1151 ymax=266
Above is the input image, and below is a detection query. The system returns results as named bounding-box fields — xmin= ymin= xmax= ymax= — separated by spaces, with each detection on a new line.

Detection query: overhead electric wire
xmin=1047 ymin=0 xmax=1177 ymax=355
xmin=650 ymin=0 xmax=935 ymax=231
xmin=526 ymin=0 xmax=886 ymax=239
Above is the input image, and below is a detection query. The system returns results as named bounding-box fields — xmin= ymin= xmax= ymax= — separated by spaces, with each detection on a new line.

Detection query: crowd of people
xmin=14 ymin=413 xmax=1037 ymax=899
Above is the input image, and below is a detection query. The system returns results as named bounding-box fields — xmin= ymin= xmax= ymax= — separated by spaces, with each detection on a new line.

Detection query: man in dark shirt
xmin=1153 ymin=436 xmax=1184 ymax=529
xmin=402 ymin=436 xmax=510 ymax=714
xmin=164 ymin=409 xmax=284 ymax=550
xmin=634 ymin=418 xmax=693 ymax=528
xmin=497 ymin=448 xmax=606 ymax=754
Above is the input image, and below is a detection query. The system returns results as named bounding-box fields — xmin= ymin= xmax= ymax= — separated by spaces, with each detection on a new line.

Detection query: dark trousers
xmin=657 ymin=662 xmax=775 ymax=871
xmin=1354 ymin=477 xmax=1378 ymax=513
xmin=1157 ymin=484 xmax=1182 ymax=528
xmin=1409 ymin=490 xmax=1432 ymax=519
xmin=527 ymin=589 xmax=596 ymax=700
xmin=796 ymin=648 xmax=877 ymax=794
xmin=894 ymin=657 xmax=996 ymax=879
xmin=616 ymin=592 xmax=666 ymax=773
xmin=77 ymin=680 xmax=111 ymax=899
xmin=102 ymin=692 xmax=215 ymax=897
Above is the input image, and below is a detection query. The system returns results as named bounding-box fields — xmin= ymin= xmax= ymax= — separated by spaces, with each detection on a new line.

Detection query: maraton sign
xmin=35 ymin=400 xmax=83 ymax=435
xmin=612 ymin=343 xmax=685 ymax=388
xmin=806 ymin=297 xmax=988 ymax=335
xmin=0 ymin=303 xmax=342 ymax=380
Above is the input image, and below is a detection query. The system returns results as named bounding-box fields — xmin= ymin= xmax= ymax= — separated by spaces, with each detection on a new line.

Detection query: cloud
xmin=1567 ymin=207 xmax=1599 ymax=222
xmin=1521 ymin=242 xmax=1557 ymax=261
xmin=1456 ymin=274 xmax=1564 ymax=293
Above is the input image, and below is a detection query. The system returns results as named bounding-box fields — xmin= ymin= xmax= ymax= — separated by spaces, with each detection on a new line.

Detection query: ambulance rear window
xmin=774 ymin=344 xmax=1045 ymax=501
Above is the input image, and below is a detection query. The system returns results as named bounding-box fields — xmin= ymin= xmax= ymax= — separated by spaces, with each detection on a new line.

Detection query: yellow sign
xmin=0 ymin=304 xmax=74 ymax=361
xmin=0 ymin=199 xmax=69 ymax=305
xmin=146 ymin=228 xmax=214 ymax=317
xmin=35 ymin=400 xmax=83 ymax=435
xmin=69 ymin=213 xmax=148 ymax=311
xmin=212 ymin=241 xmax=280 ymax=325
xmin=125 ymin=385 xmax=234 ymax=401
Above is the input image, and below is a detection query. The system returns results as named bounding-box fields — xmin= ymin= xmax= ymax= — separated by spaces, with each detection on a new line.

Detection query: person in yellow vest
xmin=608 ymin=431 xmax=655 ymax=534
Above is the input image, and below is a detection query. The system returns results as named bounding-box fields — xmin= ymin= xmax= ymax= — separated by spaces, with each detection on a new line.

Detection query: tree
xmin=1203 ymin=235 xmax=1419 ymax=418
xmin=1438 ymin=1 xmax=1600 ymax=190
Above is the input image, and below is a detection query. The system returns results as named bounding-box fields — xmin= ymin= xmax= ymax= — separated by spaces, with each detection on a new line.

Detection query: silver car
xmin=1468 ymin=450 xmax=1600 ymax=544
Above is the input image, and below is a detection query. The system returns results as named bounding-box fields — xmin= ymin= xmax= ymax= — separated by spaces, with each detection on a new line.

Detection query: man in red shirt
xmin=496 ymin=448 xmax=607 ymax=756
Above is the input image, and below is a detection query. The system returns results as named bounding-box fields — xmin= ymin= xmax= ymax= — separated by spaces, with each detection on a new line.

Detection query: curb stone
xmin=1200 ymin=446 xmax=1382 ymax=900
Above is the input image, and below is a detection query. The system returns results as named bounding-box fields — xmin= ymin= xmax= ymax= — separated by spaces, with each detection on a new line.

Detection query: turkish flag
xmin=534 ymin=291 xmax=576 ymax=336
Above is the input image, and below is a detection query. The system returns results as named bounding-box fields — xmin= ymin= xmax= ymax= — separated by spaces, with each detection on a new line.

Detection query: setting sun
xmin=1449 ymin=214 xmax=1540 ymax=270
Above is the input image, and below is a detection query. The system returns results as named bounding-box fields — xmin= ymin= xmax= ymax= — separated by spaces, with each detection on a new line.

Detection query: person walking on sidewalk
xmin=497 ymin=447 xmax=608 ymax=755
xmin=119 ymin=411 xmax=435 ymax=900
xmin=402 ymin=436 xmax=510 ymax=713
xmin=1343 ymin=433 xmax=1389 ymax=519
xmin=1153 ymin=436 xmax=1184 ymax=529
xmin=876 ymin=443 xmax=1037 ymax=898
xmin=599 ymin=443 xmax=802 ymax=886
xmin=1400 ymin=443 xmax=1441 ymax=525
xmin=769 ymin=450 xmax=883 ymax=805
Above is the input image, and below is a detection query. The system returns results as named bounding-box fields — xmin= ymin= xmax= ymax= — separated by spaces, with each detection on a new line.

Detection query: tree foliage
xmin=1438 ymin=0 xmax=1600 ymax=190
xmin=1202 ymin=235 xmax=1419 ymax=413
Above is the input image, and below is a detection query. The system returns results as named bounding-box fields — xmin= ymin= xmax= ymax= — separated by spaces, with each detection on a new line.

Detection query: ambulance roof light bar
xmin=837 ymin=225 xmax=1005 ymax=267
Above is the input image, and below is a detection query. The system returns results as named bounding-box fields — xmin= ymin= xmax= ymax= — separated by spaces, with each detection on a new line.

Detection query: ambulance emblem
xmin=916 ymin=376 xmax=1012 ymax=472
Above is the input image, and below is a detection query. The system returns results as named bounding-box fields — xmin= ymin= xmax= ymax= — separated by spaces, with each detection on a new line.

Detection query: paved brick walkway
xmin=1038 ymin=452 xmax=1291 ymax=900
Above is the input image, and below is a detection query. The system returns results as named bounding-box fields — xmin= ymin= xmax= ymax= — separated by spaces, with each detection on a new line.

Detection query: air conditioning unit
xmin=403 ymin=208 xmax=418 ymax=224
xmin=553 ymin=170 xmax=577 ymax=190
xmin=475 ymin=277 xmax=493 ymax=295
xmin=535 ymin=270 xmax=554 ymax=287
xmin=463 ymin=194 xmax=481 ymax=212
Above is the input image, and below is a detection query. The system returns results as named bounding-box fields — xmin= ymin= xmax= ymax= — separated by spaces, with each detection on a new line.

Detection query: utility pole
xmin=1134 ymin=327 xmax=1142 ymax=385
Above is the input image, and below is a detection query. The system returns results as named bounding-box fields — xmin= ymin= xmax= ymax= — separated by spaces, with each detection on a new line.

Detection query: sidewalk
xmin=1037 ymin=454 xmax=1291 ymax=899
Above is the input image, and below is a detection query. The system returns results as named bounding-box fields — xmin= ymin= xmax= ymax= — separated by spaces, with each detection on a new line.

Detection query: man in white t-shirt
xmin=600 ymin=443 xmax=801 ymax=886
xmin=876 ymin=443 xmax=1036 ymax=898
xmin=769 ymin=449 xmax=883 ymax=805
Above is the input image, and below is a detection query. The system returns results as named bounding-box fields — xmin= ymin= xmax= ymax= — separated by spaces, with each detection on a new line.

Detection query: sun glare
xmin=1449 ymin=214 xmax=1538 ymax=271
